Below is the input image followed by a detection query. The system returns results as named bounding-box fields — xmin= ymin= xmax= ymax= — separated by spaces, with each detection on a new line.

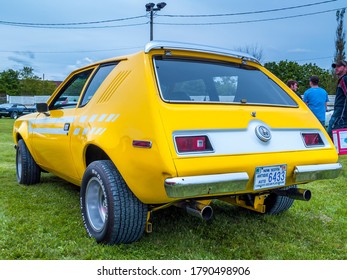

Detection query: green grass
xmin=0 ymin=118 xmax=346 ymax=260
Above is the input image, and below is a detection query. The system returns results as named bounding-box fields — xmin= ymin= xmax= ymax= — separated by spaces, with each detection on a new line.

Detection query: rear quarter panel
xmin=69 ymin=52 xmax=178 ymax=203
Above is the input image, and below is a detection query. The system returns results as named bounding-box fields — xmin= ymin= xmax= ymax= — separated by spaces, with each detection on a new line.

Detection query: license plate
xmin=254 ymin=164 xmax=287 ymax=190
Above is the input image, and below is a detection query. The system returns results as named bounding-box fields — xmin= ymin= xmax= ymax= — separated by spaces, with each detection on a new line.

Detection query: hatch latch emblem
xmin=255 ymin=125 xmax=271 ymax=142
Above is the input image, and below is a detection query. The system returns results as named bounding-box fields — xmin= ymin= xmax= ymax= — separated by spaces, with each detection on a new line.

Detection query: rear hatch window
xmin=154 ymin=56 xmax=297 ymax=107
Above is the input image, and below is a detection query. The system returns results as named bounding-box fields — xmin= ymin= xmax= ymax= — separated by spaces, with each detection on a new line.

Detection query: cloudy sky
xmin=0 ymin=0 xmax=345 ymax=81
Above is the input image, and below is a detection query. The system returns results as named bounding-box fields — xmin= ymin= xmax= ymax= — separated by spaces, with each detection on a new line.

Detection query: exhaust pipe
xmin=175 ymin=201 xmax=214 ymax=221
xmin=274 ymin=188 xmax=311 ymax=201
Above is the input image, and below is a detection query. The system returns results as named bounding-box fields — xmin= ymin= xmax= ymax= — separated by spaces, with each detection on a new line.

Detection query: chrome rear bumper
xmin=294 ymin=163 xmax=342 ymax=182
xmin=164 ymin=163 xmax=342 ymax=198
xmin=165 ymin=172 xmax=249 ymax=198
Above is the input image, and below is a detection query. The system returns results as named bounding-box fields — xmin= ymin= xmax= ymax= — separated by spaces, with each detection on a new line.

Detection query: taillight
xmin=302 ymin=133 xmax=324 ymax=147
xmin=175 ymin=136 xmax=212 ymax=153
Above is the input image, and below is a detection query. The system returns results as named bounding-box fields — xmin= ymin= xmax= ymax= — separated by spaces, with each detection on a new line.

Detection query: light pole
xmin=145 ymin=2 xmax=166 ymax=41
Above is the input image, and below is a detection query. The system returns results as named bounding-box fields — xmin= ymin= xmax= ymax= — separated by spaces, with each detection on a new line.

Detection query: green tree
xmin=0 ymin=69 xmax=20 ymax=95
xmin=19 ymin=67 xmax=42 ymax=95
xmin=0 ymin=66 xmax=57 ymax=96
xmin=41 ymin=80 xmax=58 ymax=96
xmin=19 ymin=66 xmax=40 ymax=80
xmin=17 ymin=67 xmax=57 ymax=95
xmin=264 ymin=60 xmax=335 ymax=94
xmin=335 ymin=8 xmax=346 ymax=62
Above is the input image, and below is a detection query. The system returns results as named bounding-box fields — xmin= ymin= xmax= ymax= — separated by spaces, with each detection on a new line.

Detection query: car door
xmin=31 ymin=68 xmax=94 ymax=182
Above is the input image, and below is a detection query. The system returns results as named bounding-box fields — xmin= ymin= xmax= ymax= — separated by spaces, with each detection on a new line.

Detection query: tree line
xmin=264 ymin=60 xmax=337 ymax=95
xmin=0 ymin=66 xmax=57 ymax=96
xmin=0 ymin=61 xmax=339 ymax=98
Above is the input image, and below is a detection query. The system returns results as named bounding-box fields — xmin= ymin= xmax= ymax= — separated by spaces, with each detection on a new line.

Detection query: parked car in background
xmin=0 ymin=103 xmax=36 ymax=119
xmin=13 ymin=41 xmax=342 ymax=245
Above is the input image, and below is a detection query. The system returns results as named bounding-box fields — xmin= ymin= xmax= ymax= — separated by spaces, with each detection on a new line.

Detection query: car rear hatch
xmin=152 ymin=50 xmax=340 ymax=198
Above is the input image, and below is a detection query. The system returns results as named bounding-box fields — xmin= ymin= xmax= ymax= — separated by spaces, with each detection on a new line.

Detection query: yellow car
xmin=13 ymin=41 xmax=342 ymax=244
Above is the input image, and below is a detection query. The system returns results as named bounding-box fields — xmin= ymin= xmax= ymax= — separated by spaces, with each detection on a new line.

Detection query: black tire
xmin=16 ymin=139 xmax=41 ymax=185
xmin=80 ymin=160 xmax=148 ymax=244
xmin=264 ymin=185 xmax=296 ymax=215
xmin=11 ymin=111 xmax=18 ymax=119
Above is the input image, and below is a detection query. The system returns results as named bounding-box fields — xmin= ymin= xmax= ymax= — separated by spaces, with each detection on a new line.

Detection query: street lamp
xmin=145 ymin=2 xmax=167 ymax=41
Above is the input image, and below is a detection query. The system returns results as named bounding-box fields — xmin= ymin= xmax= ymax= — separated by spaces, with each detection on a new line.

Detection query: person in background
xmin=303 ymin=75 xmax=329 ymax=127
xmin=327 ymin=60 xmax=347 ymax=138
xmin=286 ymin=79 xmax=302 ymax=99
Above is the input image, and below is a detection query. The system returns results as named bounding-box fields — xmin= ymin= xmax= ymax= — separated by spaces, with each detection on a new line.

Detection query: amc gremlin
xmin=13 ymin=41 xmax=342 ymax=244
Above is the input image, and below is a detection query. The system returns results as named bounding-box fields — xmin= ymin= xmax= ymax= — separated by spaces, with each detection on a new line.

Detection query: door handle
xmin=64 ymin=123 xmax=70 ymax=132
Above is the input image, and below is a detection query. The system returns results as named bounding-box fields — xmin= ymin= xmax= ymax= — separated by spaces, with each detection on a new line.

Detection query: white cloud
xmin=67 ymin=57 xmax=94 ymax=71
xmin=288 ymin=48 xmax=311 ymax=54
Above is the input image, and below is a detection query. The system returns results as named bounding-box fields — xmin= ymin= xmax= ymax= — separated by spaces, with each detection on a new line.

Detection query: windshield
xmin=154 ymin=57 xmax=297 ymax=106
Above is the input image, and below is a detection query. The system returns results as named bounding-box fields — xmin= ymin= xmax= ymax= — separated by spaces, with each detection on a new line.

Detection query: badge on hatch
xmin=255 ymin=125 xmax=271 ymax=142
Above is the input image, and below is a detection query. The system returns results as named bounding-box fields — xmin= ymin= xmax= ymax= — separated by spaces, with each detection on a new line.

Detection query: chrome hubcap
xmin=16 ymin=149 xmax=22 ymax=181
xmin=85 ymin=177 xmax=107 ymax=232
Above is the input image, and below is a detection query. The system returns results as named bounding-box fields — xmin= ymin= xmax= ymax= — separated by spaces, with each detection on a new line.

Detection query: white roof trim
xmin=144 ymin=40 xmax=260 ymax=64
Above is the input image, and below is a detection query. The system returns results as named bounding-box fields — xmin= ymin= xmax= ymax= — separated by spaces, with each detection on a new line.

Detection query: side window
xmin=51 ymin=69 xmax=93 ymax=110
xmin=80 ymin=63 xmax=117 ymax=107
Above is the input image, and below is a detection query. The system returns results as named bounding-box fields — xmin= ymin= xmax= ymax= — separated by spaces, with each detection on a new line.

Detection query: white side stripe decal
xmin=79 ymin=116 xmax=88 ymax=123
xmin=31 ymin=116 xmax=75 ymax=125
xmin=33 ymin=128 xmax=67 ymax=135
xmin=30 ymin=113 xmax=119 ymax=136
xmin=89 ymin=114 xmax=98 ymax=122
xmin=106 ymin=114 xmax=116 ymax=122
xmin=112 ymin=114 xmax=120 ymax=122
xmin=98 ymin=114 xmax=107 ymax=122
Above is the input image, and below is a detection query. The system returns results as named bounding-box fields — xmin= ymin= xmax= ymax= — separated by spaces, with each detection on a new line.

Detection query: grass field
xmin=0 ymin=118 xmax=346 ymax=260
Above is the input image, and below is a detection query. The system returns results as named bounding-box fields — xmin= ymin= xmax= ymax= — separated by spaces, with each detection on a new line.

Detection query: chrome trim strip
xmin=294 ymin=163 xmax=342 ymax=182
xmin=145 ymin=40 xmax=260 ymax=64
xmin=172 ymin=126 xmax=332 ymax=157
xmin=164 ymin=172 xmax=249 ymax=198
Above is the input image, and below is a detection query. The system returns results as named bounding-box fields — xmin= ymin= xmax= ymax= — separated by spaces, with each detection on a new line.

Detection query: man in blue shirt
xmin=303 ymin=75 xmax=329 ymax=127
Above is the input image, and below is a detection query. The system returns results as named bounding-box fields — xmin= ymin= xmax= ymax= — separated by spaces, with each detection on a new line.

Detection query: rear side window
xmin=80 ymin=63 xmax=117 ymax=107
xmin=154 ymin=57 xmax=297 ymax=106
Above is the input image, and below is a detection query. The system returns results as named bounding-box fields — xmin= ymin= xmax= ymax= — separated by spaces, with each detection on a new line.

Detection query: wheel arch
xmin=13 ymin=130 xmax=33 ymax=154
xmin=14 ymin=132 xmax=23 ymax=144
xmin=83 ymin=144 xmax=142 ymax=202
xmin=85 ymin=144 xmax=111 ymax=167
xmin=14 ymin=131 xmax=37 ymax=162
xmin=13 ymin=120 xmax=30 ymax=145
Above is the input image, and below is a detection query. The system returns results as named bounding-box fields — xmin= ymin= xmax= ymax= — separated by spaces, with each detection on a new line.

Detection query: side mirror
xmin=36 ymin=103 xmax=50 ymax=116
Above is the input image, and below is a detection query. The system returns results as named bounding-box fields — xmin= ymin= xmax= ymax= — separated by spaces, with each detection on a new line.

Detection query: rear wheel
xmin=264 ymin=185 xmax=296 ymax=215
xmin=16 ymin=139 xmax=41 ymax=185
xmin=80 ymin=160 xmax=147 ymax=244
